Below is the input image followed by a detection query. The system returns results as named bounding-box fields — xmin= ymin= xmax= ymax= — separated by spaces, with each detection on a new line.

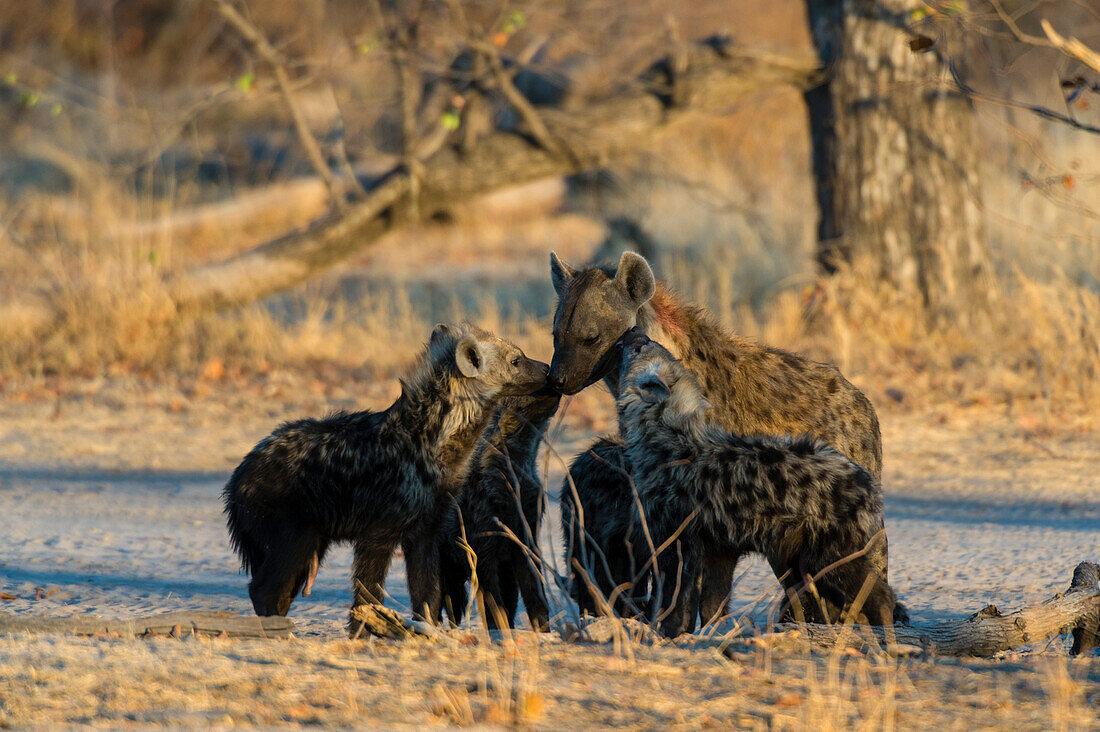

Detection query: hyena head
xmin=615 ymin=327 xmax=710 ymax=436
xmin=428 ymin=323 xmax=550 ymax=402
xmin=548 ymin=250 xmax=656 ymax=395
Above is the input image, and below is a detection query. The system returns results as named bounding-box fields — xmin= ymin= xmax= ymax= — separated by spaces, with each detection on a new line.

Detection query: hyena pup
xmin=560 ymin=436 xmax=648 ymax=619
xmin=223 ymin=323 xmax=549 ymax=630
xmin=614 ymin=328 xmax=904 ymax=637
xmin=550 ymin=251 xmax=887 ymax=624
xmin=438 ymin=389 xmax=561 ymax=630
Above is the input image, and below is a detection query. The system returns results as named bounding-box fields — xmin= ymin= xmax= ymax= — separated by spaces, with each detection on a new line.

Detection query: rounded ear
xmin=430 ymin=323 xmax=451 ymax=346
xmin=636 ymin=375 xmax=671 ymax=404
xmin=550 ymin=251 xmax=577 ymax=296
xmin=454 ymin=334 xmax=485 ymax=378
xmin=615 ymin=251 xmax=656 ymax=306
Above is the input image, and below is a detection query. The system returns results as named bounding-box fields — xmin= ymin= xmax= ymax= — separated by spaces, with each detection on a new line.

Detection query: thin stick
xmin=211 ymin=0 xmax=346 ymax=207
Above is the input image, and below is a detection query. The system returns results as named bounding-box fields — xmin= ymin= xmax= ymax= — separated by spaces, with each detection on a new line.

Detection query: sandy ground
xmin=0 ymin=376 xmax=1097 ymax=727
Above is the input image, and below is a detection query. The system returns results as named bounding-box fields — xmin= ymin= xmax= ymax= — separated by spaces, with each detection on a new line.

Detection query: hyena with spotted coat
xmin=551 ymin=251 xmax=888 ymax=626
xmin=615 ymin=329 xmax=903 ymax=636
xmin=438 ymin=390 xmax=561 ymax=630
xmin=223 ymin=324 xmax=549 ymax=630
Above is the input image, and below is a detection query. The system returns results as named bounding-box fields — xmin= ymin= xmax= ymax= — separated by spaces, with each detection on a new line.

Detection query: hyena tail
xmin=223 ymin=465 xmax=264 ymax=576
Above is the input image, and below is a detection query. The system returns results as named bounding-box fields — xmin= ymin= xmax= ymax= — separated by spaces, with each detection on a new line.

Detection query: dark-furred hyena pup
xmin=615 ymin=328 xmax=903 ymax=637
xmin=438 ymin=390 xmax=561 ymax=630
xmin=550 ymin=251 xmax=888 ymax=625
xmin=560 ymin=436 xmax=647 ymax=618
xmin=223 ymin=324 xmax=549 ymax=630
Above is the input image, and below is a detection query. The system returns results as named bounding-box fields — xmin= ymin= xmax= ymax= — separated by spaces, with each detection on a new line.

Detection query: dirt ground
xmin=0 ymin=375 xmax=1097 ymax=729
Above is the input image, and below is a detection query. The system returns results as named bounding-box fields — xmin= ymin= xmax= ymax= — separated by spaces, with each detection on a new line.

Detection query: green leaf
xmin=2 ymin=72 xmax=15 ymax=85
xmin=50 ymin=103 xmax=62 ymax=116
xmin=357 ymin=38 xmax=379 ymax=55
xmin=441 ymin=110 xmax=461 ymax=131
xmin=508 ymin=10 xmax=527 ymax=29
xmin=234 ymin=71 xmax=255 ymax=93
xmin=20 ymin=91 xmax=39 ymax=107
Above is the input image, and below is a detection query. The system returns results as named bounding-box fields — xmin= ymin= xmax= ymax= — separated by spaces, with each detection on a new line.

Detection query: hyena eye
xmin=582 ymin=334 xmax=600 ymax=346
xmin=510 ymin=357 xmax=520 ymax=367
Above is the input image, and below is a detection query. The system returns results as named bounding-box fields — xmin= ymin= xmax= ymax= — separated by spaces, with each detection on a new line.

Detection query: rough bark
xmin=0 ymin=611 xmax=294 ymax=639
xmin=804 ymin=0 xmax=995 ymax=321
xmin=762 ymin=561 xmax=1100 ymax=657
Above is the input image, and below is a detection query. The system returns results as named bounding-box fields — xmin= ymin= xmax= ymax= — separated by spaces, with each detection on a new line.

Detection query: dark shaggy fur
xmin=549 ymin=251 xmax=887 ymax=624
xmin=615 ymin=329 xmax=905 ymax=637
xmin=438 ymin=391 xmax=561 ymax=630
xmin=560 ymin=436 xmax=649 ymax=620
xmin=223 ymin=324 xmax=548 ymax=630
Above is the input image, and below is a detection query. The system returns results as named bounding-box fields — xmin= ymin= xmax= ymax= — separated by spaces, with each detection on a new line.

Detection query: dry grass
xmin=0 ymin=630 xmax=1094 ymax=730
xmin=2 ymin=186 xmax=1098 ymax=429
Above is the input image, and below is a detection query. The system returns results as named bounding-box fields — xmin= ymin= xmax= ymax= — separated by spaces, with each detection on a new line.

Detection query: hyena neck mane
xmin=487 ymin=393 xmax=561 ymax=464
xmin=637 ymin=282 xmax=750 ymax=358
xmin=393 ymin=343 xmax=497 ymax=489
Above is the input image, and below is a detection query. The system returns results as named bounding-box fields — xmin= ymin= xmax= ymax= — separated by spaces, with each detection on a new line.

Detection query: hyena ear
xmin=615 ymin=251 xmax=656 ymax=307
xmin=636 ymin=375 xmax=671 ymax=404
xmin=430 ymin=323 xmax=451 ymax=346
xmin=455 ymin=334 xmax=485 ymax=378
xmin=549 ymin=251 xmax=577 ymax=297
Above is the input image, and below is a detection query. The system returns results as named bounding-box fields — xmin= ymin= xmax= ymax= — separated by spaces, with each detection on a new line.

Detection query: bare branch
xmin=212 ymin=0 xmax=346 ymax=208
xmin=1041 ymin=19 xmax=1100 ymax=74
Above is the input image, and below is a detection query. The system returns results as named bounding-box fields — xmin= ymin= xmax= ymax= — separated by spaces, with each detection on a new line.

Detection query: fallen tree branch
xmin=348 ymin=604 xmax=440 ymax=640
xmin=756 ymin=561 xmax=1100 ymax=657
xmin=156 ymin=39 xmax=818 ymax=312
xmin=0 ymin=611 xmax=294 ymax=639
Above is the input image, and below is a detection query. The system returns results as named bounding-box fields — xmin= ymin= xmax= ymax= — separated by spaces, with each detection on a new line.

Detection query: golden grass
xmin=2 ymin=189 xmax=1098 ymax=432
xmin=0 ymin=630 xmax=1093 ymax=730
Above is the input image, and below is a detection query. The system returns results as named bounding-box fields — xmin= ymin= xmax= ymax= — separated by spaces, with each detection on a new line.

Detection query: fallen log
xmin=347 ymin=604 xmax=440 ymax=640
xmin=758 ymin=561 xmax=1100 ymax=657
xmin=0 ymin=611 xmax=294 ymax=639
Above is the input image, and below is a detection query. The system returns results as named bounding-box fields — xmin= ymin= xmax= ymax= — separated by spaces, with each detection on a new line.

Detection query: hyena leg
xmin=248 ymin=528 xmax=322 ymax=617
xmin=476 ymin=554 xmax=511 ymax=630
xmin=439 ymin=538 xmax=471 ymax=627
xmin=649 ymin=535 xmax=700 ymax=638
xmin=402 ymin=529 xmax=445 ymax=625
xmin=698 ymin=550 xmax=739 ymax=627
xmin=499 ymin=563 xmax=520 ymax=628
xmin=350 ymin=538 xmax=395 ymax=607
xmin=514 ymin=552 xmax=550 ymax=631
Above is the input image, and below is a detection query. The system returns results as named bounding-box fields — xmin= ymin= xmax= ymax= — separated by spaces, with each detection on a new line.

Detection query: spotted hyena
xmin=615 ymin=328 xmax=903 ymax=636
xmin=223 ymin=324 xmax=549 ymax=632
xmin=550 ymin=251 xmax=889 ymax=625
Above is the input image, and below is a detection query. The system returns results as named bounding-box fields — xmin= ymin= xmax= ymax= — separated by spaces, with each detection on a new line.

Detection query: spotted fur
xmin=615 ymin=330 xmax=905 ymax=637
xmin=549 ymin=251 xmax=887 ymax=623
xmin=223 ymin=323 xmax=549 ymax=631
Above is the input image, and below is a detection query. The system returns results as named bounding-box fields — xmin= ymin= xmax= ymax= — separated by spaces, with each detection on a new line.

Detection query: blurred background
xmin=0 ymin=0 xmax=1097 ymax=421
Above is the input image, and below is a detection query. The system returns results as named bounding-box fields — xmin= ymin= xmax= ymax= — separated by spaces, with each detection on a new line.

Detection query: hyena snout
xmin=501 ymin=357 xmax=551 ymax=395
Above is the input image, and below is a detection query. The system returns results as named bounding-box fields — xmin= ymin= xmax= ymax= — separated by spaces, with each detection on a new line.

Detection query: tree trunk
xmin=804 ymin=0 xmax=995 ymax=321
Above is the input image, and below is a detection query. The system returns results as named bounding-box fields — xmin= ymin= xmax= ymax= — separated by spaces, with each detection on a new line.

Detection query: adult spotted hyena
xmin=438 ymin=390 xmax=561 ymax=630
xmin=223 ymin=323 xmax=549 ymax=630
xmin=615 ymin=328 xmax=903 ymax=636
xmin=551 ymin=251 xmax=886 ymax=624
